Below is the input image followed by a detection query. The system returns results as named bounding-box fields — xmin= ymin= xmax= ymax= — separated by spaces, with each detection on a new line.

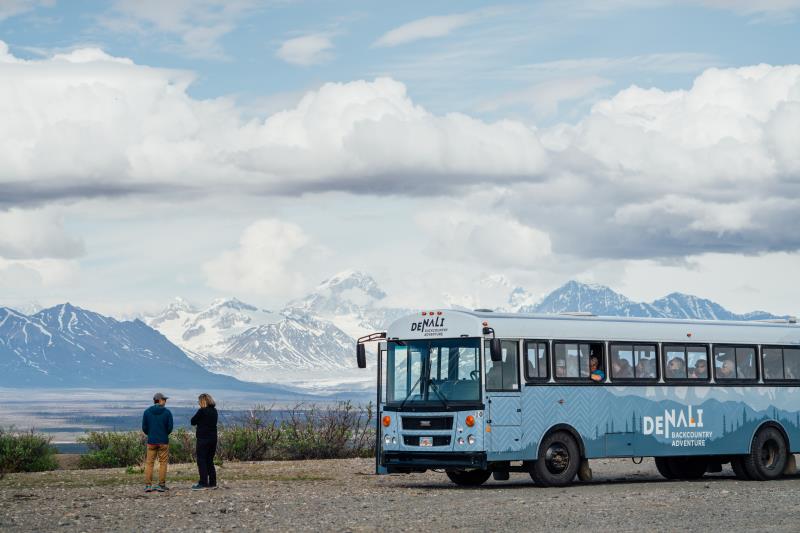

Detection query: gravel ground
xmin=1 ymin=456 xmax=798 ymax=532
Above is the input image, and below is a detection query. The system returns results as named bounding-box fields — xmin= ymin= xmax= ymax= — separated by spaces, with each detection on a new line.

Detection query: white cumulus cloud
xmin=203 ymin=219 xmax=313 ymax=299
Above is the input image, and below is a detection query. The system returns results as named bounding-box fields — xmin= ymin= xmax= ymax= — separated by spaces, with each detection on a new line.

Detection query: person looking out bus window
xmin=690 ymin=359 xmax=708 ymax=379
xmin=590 ymin=356 xmax=605 ymax=382
xmin=717 ymin=358 xmax=735 ymax=379
xmin=666 ymin=357 xmax=685 ymax=379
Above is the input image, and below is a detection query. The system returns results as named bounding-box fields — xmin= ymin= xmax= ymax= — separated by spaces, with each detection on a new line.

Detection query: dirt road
xmin=1 ymin=457 xmax=798 ymax=532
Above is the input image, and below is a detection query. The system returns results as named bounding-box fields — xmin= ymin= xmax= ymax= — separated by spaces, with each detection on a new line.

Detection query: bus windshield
xmin=386 ymin=338 xmax=481 ymax=406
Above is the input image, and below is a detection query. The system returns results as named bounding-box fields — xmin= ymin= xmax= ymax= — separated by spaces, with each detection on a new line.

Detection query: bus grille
xmin=403 ymin=435 xmax=451 ymax=446
xmin=401 ymin=416 xmax=453 ymax=430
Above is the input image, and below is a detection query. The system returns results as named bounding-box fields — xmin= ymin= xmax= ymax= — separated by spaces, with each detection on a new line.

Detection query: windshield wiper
xmin=398 ymin=373 xmax=424 ymax=411
xmin=427 ymin=378 xmax=450 ymax=410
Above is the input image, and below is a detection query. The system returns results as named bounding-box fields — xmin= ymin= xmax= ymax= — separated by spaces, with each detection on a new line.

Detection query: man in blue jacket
xmin=142 ymin=392 xmax=174 ymax=492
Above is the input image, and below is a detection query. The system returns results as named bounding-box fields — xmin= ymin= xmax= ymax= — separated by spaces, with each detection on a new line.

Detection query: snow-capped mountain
xmin=520 ymin=281 xmax=784 ymax=320
xmin=144 ymin=273 xmax=397 ymax=386
xmin=147 ymin=297 xmax=277 ymax=355
xmin=0 ymin=303 xmax=296 ymax=393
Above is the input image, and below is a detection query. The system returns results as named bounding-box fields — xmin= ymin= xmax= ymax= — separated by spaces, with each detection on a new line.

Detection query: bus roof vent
xmin=753 ymin=316 xmax=798 ymax=324
xmin=474 ymin=308 xmax=494 ymax=312
xmin=558 ymin=311 xmax=596 ymax=317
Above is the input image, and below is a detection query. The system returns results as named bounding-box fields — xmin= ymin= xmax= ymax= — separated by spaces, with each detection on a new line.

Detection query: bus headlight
xmin=467 ymin=434 xmax=475 ymax=445
xmin=457 ymin=437 xmax=465 ymax=445
xmin=384 ymin=435 xmax=392 ymax=445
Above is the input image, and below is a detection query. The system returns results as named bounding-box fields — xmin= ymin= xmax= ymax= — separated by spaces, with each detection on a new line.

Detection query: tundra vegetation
xmin=58 ymin=401 xmax=374 ymax=470
xmin=0 ymin=428 xmax=59 ymax=477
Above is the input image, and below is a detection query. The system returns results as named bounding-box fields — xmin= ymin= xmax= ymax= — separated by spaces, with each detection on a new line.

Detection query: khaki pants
xmin=144 ymin=444 xmax=169 ymax=485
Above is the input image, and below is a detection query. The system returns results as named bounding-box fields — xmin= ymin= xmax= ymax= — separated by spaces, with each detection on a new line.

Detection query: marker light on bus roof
xmin=482 ymin=321 xmax=488 ymax=327
xmin=437 ymin=311 xmax=442 ymax=315
xmin=465 ymin=415 xmax=475 ymax=427
xmin=421 ymin=312 xmax=427 ymax=316
xmin=382 ymin=415 xmax=391 ymax=427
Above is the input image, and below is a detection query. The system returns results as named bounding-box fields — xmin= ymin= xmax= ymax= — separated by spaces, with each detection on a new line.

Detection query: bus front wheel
xmin=743 ymin=426 xmax=788 ymax=481
xmin=530 ymin=431 xmax=580 ymax=486
xmin=445 ymin=469 xmax=491 ymax=486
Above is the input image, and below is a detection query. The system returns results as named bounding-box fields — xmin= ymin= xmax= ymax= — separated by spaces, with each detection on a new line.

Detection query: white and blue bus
xmin=356 ymin=309 xmax=800 ymax=486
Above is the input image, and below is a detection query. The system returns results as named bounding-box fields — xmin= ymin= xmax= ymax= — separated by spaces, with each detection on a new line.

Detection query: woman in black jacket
xmin=191 ymin=393 xmax=218 ymax=490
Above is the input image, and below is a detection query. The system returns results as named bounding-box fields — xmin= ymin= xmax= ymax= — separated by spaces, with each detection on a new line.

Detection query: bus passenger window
xmin=762 ymin=348 xmax=784 ymax=380
xmin=784 ymin=348 xmax=800 ymax=380
xmin=664 ymin=345 xmax=687 ymax=379
xmin=610 ymin=345 xmax=634 ymax=379
xmin=525 ymin=341 xmax=548 ymax=380
xmin=687 ymin=348 xmax=708 ymax=379
xmin=635 ymin=345 xmax=657 ymax=379
xmin=714 ymin=346 xmax=756 ymax=380
xmin=736 ymin=347 xmax=756 ymax=379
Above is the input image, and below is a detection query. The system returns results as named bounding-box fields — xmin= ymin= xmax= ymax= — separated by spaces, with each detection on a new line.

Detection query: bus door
xmin=376 ymin=341 xmax=388 ymax=475
xmin=484 ymin=340 xmax=523 ymax=454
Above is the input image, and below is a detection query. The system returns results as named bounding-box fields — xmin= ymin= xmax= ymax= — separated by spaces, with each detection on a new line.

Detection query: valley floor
xmin=2 ymin=457 xmax=800 ymax=531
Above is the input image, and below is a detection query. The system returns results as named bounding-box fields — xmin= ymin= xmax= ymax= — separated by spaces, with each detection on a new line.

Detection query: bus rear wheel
xmin=446 ymin=469 xmax=491 ymax=486
xmin=655 ymin=457 xmax=707 ymax=480
xmin=654 ymin=457 xmax=678 ymax=479
xmin=530 ymin=431 xmax=580 ymax=487
xmin=743 ymin=426 xmax=787 ymax=481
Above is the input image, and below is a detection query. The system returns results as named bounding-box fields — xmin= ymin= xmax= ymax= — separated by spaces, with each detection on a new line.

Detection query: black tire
xmin=743 ymin=426 xmax=787 ymax=481
xmin=731 ymin=456 xmax=751 ymax=480
xmin=668 ymin=456 xmax=708 ymax=479
xmin=446 ymin=469 xmax=491 ymax=486
xmin=530 ymin=431 xmax=580 ymax=487
xmin=654 ymin=457 xmax=677 ymax=480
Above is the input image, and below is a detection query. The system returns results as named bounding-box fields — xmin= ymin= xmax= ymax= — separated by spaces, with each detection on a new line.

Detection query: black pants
xmin=196 ymin=438 xmax=217 ymax=487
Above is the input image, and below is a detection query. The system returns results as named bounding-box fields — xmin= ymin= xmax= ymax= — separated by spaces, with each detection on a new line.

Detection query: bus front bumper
xmin=382 ymin=451 xmax=487 ymax=473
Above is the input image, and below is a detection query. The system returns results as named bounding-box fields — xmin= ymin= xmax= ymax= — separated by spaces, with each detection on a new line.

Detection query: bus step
xmin=492 ymin=471 xmax=510 ymax=481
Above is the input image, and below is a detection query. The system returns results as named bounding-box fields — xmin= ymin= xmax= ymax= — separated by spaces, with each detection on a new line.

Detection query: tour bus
xmin=355 ymin=309 xmax=800 ymax=486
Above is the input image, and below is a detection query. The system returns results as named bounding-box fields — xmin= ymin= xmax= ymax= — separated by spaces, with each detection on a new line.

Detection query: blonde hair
xmin=198 ymin=393 xmax=216 ymax=408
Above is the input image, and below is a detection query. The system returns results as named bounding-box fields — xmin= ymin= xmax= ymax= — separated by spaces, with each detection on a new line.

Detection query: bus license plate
xmin=419 ymin=437 xmax=433 ymax=447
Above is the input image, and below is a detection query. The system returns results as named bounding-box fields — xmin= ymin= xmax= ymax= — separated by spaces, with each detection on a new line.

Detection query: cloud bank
xmin=1 ymin=42 xmax=799 ymax=261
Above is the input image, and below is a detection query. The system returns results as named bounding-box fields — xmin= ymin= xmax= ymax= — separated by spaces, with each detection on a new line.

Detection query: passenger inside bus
xmin=690 ymin=359 xmax=708 ymax=379
xmin=590 ymin=356 xmax=605 ymax=382
xmin=716 ymin=358 xmax=735 ymax=379
xmin=636 ymin=357 xmax=656 ymax=378
xmin=666 ymin=357 xmax=686 ymax=379
xmin=612 ymin=357 xmax=634 ymax=378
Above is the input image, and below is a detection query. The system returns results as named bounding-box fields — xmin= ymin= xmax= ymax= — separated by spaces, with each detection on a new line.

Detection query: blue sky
xmin=1 ymin=0 xmax=799 ymax=316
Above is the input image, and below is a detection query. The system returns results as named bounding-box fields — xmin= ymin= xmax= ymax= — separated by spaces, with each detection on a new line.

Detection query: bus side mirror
xmin=490 ymin=338 xmax=502 ymax=362
xmin=356 ymin=343 xmax=367 ymax=369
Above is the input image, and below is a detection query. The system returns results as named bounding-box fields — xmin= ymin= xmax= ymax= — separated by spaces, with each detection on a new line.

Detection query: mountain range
xmin=1 ymin=272 xmax=790 ymax=391
xmin=0 ymin=302 xmax=300 ymax=396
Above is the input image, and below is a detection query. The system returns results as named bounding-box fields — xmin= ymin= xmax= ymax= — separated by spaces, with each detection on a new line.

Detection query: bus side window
xmin=686 ymin=347 xmax=708 ymax=379
xmin=736 ymin=347 xmax=756 ymax=379
xmin=714 ymin=345 xmax=756 ymax=380
xmin=785 ymin=348 xmax=800 ymax=380
xmin=762 ymin=347 xmax=784 ymax=380
xmin=664 ymin=345 xmax=688 ymax=379
xmin=525 ymin=341 xmax=548 ymax=380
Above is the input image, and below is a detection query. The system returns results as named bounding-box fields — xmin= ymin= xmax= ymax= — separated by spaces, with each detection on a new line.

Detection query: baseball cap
xmin=153 ymin=392 xmax=169 ymax=401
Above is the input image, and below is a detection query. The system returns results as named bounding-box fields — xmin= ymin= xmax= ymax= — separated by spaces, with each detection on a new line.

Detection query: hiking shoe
xmin=154 ymin=484 xmax=168 ymax=492
xmin=144 ymin=485 xmax=153 ymax=493
xmin=191 ymin=483 xmax=206 ymax=491
xmin=208 ymin=485 xmax=218 ymax=490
